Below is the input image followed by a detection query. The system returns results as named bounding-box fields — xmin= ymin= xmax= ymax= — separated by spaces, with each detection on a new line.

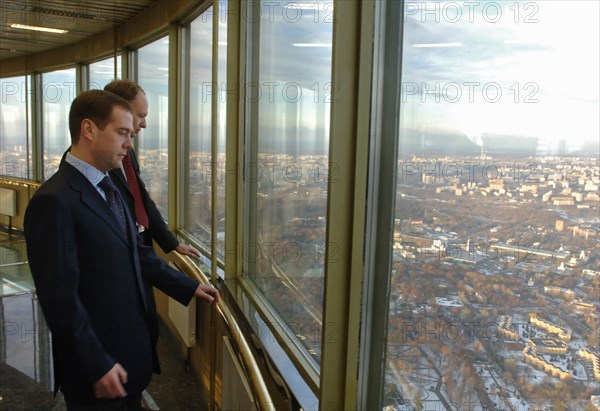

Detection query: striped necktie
xmin=98 ymin=175 xmax=128 ymax=237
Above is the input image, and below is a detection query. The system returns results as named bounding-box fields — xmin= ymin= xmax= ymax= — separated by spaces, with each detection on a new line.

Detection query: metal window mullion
xmin=33 ymin=73 xmax=43 ymax=181
xmin=358 ymin=0 xmax=405 ymax=409
xmin=168 ymin=24 xmax=179 ymax=230
xmin=80 ymin=63 xmax=89 ymax=92
xmin=224 ymin=0 xmax=243 ymax=278
xmin=242 ymin=0 xmax=260 ymax=279
xmin=76 ymin=63 xmax=85 ymax=95
xmin=25 ymin=74 xmax=32 ymax=180
xmin=319 ymin=1 xmax=366 ymax=409
xmin=179 ymin=24 xmax=192 ymax=245
xmin=128 ymin=49 xmax=138 ymax=154
xmin=211 ymin=0 xmax=219 ymax=281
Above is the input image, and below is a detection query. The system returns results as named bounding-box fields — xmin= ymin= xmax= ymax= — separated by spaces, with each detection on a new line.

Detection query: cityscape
xmin=386 ymin=154 xmax=599 ymax=411
xmin=1 ymin=136 xmax=599 ymax=411
xmin=180 ymin=149 xmax=599 ymax=411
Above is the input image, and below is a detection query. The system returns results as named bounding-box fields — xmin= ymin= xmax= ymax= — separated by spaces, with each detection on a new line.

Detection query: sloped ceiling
xmin=0 ymin=0 xmax=158 ymax=60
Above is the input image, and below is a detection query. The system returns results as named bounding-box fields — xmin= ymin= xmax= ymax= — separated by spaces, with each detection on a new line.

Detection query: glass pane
xmin=42 ymin=68 xmax=76 ymax=179
xmin=184 ymin=4 xmax=228 ymax=265
xmin=185 ymin=8 xmax=213 ymax=256
xmin=248 ymin=0 xmax=333 ymax=364
xmin=385 ymin=2 xmax=600 ymax=411
xmin=138 ymin=37 xmax=169 ymax=217
xmin=216 ymin=2 xmax=227 ymax=262
xmin=88 ymin=56 xmax=122 ymax=90
xmin=0 ymin=76 xmax=31 ymax=179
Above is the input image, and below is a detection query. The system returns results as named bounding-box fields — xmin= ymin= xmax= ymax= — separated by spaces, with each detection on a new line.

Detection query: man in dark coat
xmin=24 ymin=89 xmax=219 ymax=410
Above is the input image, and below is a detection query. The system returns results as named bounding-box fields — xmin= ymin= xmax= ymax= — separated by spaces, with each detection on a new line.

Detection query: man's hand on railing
xmin=195 ymin=284 xmax=220 ymax=304
xmin=175 ymin=242 xmax=201 ymax=258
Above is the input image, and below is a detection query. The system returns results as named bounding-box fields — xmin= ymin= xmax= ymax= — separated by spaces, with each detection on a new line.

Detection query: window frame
xmin=357 ymin=0 xmax=405 ymax=408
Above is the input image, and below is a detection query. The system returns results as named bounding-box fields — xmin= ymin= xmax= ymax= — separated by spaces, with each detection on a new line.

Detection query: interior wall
xmin=0 ymin=181 xmax=38 ymax=229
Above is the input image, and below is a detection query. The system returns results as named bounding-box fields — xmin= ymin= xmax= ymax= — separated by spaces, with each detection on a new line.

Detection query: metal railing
xmin=165 ymin=251 xmax=275 ymax=411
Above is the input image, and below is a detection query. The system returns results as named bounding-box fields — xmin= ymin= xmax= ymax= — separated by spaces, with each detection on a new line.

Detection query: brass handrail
xmin=0 ymin=178 xmax=42 ymax=189
xmin=165 ymin=252 xmax=275 ymax=411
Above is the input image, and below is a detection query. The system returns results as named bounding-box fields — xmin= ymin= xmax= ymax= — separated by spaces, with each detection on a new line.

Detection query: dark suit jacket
xmin=110 ymin=148 xmax=179 ymax=253
xmin=24 ymin=161 xmax=198 ymax=404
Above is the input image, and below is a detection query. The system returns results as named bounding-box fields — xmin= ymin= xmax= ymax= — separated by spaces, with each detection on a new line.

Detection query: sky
xmin=247 ymin=0 xmax=599 ymax=156
xmin=2 ymin=1 xmax=598 ymax=157
xmin=400 ymin=0 xmax=600 ymax=155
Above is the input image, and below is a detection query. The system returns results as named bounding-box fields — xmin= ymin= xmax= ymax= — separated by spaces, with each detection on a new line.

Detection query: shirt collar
xmin=65 ymin=152 xmax=108 ymax=187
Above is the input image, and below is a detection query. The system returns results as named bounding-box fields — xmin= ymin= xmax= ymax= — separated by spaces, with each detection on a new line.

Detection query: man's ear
xmin=80 ymin=119 xmax=96 ymax=141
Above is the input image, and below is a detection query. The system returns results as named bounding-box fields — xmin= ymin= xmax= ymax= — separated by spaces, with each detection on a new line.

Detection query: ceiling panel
xmin=0 ymin=0 xmax=158 ymax=61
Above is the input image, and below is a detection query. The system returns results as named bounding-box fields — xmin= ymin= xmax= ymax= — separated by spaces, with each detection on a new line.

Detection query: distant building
xmin=570 ymin=226 xmax=596 ymax=238
xmin=527 ymin=338 xmax=568 ymax=355
xmin=498 ymin=315 xmax=519 ymax=341
xmin=542 ymin=191 xmax=552 ymax=202
xmin=544 ymin=286 xmax=575 ymax=300
xmin=523 ymin=346 xmax=571 ymax=381
xmin=552 ymin=196 xmax=575 ymax=206
xmin=529 ymin=313 xmax=572 ymax=342
xmin=555 ymin=219 xmax=564 ymax=231
xmin=520 ymin=184 xmax=538 ymax=194
xmin=578 ymin=349 xmax=600 ymax=382
xmin=489 ymin=182 xmax=504 ymax=191
xmin=570 ymin=300 xmax=596 ymax=314
xmin=584 ymin=181 xmax=599 ymax=192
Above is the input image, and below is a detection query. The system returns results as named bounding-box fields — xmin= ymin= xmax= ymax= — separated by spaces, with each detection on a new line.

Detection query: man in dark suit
xmin=103 ymin=79 xmax=199 ymax=258
xmin=24 ymin=90 xmax=219 ymax=410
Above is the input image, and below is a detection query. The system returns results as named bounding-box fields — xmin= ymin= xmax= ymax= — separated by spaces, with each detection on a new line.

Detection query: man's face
xmin=129 ymin=91 xmax=148 ymax=136
xmin=91 ymin=107 xmax=134 ymax=172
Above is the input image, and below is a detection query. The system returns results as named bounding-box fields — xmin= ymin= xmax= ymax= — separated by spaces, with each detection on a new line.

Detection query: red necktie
xmin=122 ymin=154 xmax=150 ymax=228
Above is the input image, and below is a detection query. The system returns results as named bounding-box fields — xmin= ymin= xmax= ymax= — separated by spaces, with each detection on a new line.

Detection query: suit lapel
xmin=62 ymin=163 xmax=129 ymax=245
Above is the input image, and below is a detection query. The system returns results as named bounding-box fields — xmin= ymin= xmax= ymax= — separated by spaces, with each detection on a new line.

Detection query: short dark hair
xmin=104 ymin=79 xmax=146 ymax=102
xmin=69 ymin=90 xmax=132 ymax=144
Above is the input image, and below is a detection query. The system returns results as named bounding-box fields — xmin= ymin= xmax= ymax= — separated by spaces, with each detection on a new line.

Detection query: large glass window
xmin=0 ymin=76 xmax=31 ymax=179
xmin=183 ymin=4 xmax=228 ymax=264
xmin=137 ymin=37 xmax=170 ymax=216
xmin=245 ymin=0 xmax=333 ymax=364
xmin=384 ymin=2 xmax=599 ymax=410
xmin=88 ymin=56 xmax=122 ymax=90
xmin=41 ymin=68 xmax=76 ymax=179
xmin=184 ymin=8 xmax=215 ymax=257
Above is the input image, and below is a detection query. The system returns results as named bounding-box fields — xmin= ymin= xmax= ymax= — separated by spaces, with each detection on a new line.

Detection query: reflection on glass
xmin=42 ymin=69 xmax=76 ymax=179
xmin=88 ymin=56 xmax=122 ymax=90
xmin=216 ymin=4 xmax=227 ymax=262
xmin=185 ymin=8 xmax=214 ymax=257
xmin=0 ymin=294 xmax=53 ymax=390
xmin=138 ymin=37 xmax=169 ymax=216
xmin=0 ymin=76 xmax=31 ymax=179
xmin=185 ymin=5 xmax=228 ymax=264
xmin=249 ymin=0 xmax=333 ymax=363
xmin=384 ymin=2 xmax=599 ymax=410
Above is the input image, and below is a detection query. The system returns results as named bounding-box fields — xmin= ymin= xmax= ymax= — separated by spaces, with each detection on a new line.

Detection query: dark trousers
xmin=65 ymin=393 xmax=143 ymax=411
